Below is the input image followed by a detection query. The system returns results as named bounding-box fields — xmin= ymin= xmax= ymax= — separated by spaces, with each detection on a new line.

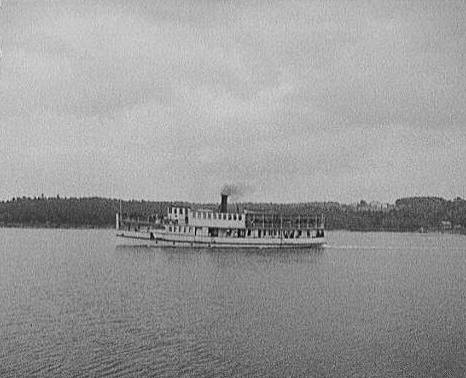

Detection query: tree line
xmin=0 ymin=195 xmax=465 ymax=232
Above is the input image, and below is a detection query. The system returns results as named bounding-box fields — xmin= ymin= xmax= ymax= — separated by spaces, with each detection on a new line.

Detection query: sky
xmin=1 ymin=0 xmax=465 ymax=203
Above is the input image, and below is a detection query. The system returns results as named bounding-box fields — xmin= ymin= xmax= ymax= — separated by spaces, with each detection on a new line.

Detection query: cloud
xmin=1 ymin=0 xmax=465 ymax=202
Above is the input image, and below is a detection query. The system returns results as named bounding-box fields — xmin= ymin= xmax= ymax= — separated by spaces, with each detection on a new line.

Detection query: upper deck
xmin=244 ymin=212 xmax=323 ymax=230
xmin=167 ymin=206 xmax=323 ymax=230
xmin=168 ymin=206 xmax=246 ymax=228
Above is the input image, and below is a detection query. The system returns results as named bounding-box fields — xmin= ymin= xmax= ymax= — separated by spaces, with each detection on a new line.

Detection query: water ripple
xmin=1 ymin=228 xmax=465 ymax=377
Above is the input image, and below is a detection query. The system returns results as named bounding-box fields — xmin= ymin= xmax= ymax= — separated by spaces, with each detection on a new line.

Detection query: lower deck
xmin=116 ymin=229 xmax=326 ymax=248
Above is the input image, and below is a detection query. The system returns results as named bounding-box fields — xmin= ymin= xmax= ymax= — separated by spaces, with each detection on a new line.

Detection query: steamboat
xmin=116 ymin=194 xmax=325 ymax=248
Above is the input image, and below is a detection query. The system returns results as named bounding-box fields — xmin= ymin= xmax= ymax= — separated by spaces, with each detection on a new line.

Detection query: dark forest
xmin=1 ymin=196 xmax=465 ymax=233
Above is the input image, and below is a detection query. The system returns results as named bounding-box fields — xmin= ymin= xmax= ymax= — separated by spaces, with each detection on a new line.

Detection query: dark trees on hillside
xmin=0 ymin=196 xmax=464 ymax=231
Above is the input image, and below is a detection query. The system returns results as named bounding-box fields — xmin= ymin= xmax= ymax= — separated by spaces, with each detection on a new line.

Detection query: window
xmin=169 ymin=226 xmax=172 ymax=232
xmin=180 ymin=208 xmax=183 ymax=214
xmin=233 ymin=214 xmax=237 ymax=220
xmin=213 ymin=213 xmax=217 ymax=219
xmin=239 ymin=215 xmax=242 ymax=221
xmin=208 ymin=213 xmax=211 ymax=219
xmin=228 ymin=214 xmax=232 ymax=220
xmin=203 ymin=212 xmax=206 ymax=219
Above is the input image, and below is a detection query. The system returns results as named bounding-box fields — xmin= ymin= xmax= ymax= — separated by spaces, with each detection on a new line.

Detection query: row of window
xmin=169 ymin=207 xmax=243 ymax=222
xmin=194 ymin=212 xmax=242 ymax=221
xmin=169 ymin=226 xmax=193 ymax=233
xmin=167 ymin=226 xmax=313 ymax=238
xmin=170 ymin=208 xmax=185 ymax=215
xmin=251 ymin=229 xmax=312 ymax=238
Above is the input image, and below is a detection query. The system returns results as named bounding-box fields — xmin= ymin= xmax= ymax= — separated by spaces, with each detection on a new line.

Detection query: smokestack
xmin=220 ymin=194 xmax=228 ymax=213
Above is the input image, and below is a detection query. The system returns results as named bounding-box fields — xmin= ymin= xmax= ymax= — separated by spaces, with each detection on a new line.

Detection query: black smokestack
xmin=220 ymin=194 xmax=228 ymax=213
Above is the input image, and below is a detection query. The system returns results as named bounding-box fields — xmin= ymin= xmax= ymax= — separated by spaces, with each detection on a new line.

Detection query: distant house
xmin=440 ymin=221 xmax=452 ymax=230
xmin=354 ymin=201 xmax=394 ymax=212
xmin=369 ymin=201 xmax=383 ymax=211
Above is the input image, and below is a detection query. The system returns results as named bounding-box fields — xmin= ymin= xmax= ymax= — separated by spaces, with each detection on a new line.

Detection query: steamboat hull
xmin=116 ymin=230 xmax=325 ymax=249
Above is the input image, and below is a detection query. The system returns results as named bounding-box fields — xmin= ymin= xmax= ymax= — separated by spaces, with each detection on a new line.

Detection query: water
xmin=1 ymin=229 xmax=465 ymax=377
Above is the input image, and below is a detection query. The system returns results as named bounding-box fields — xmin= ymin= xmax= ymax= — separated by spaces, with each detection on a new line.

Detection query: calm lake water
xmin=1 ymin=229 xmax=465 ymax=377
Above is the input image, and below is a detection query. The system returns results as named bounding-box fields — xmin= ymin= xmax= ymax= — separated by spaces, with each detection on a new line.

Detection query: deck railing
xmin=244 ymin=213 xmax=323 ymax=230
xmin=118 ymin=213 xmax=324 ymax=231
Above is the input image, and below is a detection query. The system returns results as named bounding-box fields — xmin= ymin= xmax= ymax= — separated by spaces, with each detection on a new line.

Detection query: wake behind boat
xmin=116 ymin=194 xmax=325 ymax=248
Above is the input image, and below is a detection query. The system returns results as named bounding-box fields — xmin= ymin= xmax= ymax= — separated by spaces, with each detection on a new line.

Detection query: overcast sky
xmin=1 ymin=0 xmax=465 ymax=203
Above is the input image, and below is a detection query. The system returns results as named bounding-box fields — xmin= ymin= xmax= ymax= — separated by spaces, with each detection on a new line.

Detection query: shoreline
xmin=0 ymin=223 xmax=114 ymax=230
xmin=1 ymin=224 xmax=464 ymax=235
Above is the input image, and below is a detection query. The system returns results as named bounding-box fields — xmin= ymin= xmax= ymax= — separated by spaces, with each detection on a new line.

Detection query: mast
xmin=116 ymin=199 xmax=122 ymax=230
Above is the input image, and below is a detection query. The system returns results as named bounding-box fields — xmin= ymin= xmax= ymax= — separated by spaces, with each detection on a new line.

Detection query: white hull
xmin=116 ymin=230 xmax=326 ymax=249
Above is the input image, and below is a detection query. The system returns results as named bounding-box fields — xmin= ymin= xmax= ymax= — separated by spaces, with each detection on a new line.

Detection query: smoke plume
xmin=220 ymin=183 xmax=253 ymax=200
